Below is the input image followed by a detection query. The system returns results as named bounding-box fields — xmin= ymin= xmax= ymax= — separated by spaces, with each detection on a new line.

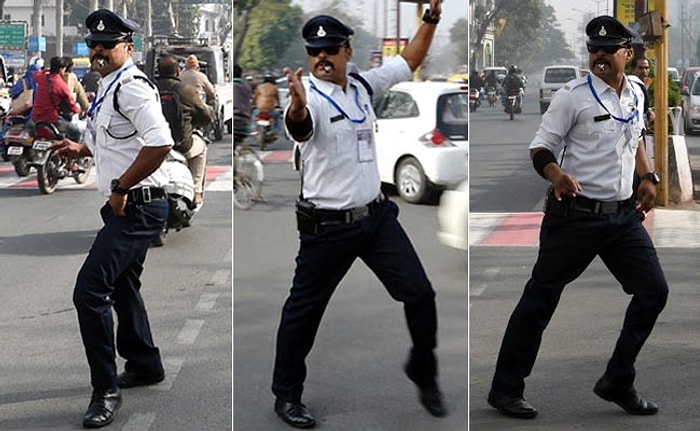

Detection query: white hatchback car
xmin=373 ymin=81 xmax=469 ymax=203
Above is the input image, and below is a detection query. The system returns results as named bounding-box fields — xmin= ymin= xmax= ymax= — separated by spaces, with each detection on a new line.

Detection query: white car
xmin=374 ymin=81 xmax=469 ymax=203
xmin=682 ymin=73 xmax=700 ymax=135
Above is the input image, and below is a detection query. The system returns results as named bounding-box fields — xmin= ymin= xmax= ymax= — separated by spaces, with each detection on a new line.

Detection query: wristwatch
xmin=110 ymin=178 xmax=129 ymax=195
xmin=641 ymin=171 xmax=661 ymax=185
xmin=422 ymin=9 xmax=440 ymax=24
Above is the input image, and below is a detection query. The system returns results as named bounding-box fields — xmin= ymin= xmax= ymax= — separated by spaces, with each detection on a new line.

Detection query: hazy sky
xmin=291 ymin=0 xmax=466 ymax=41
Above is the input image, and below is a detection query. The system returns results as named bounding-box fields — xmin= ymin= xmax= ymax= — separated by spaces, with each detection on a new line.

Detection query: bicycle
xmin=234 ymin=136 xmax=264 ymax=210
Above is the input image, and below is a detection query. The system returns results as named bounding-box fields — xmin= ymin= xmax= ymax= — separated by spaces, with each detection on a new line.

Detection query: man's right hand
xmin=284 ymin=67 xmax=307 ymax=122
xmin=50 ymin=138 xmax=84 ymax=159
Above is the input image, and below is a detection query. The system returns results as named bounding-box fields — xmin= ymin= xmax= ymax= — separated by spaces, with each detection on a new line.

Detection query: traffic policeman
xmin=53 ymin=9 xmax=173 ymax=428
xmin=271 ymin=1 xmax=446 ymax=428
xmin=487 ymin=15 xmax=668 ymax=419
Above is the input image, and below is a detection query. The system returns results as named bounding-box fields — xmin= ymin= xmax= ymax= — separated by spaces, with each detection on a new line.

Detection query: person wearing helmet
xmin=502 ymin=65 xmax=524 ymax=111
xmin=253 ymin=73 xmax=281 ymax=135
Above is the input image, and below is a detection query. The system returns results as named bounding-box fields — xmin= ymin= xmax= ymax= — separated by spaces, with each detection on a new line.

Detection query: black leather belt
xmin=126 ymin=187 xmax=167 ymax=205
xmin=570 ymin=195 xmax=632 ymax=215
xmin=314 ymin=194 xmax=386 ymax=224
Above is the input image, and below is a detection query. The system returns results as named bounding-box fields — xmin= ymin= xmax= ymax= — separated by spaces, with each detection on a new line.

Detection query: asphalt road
xmin=469 ymin=86 xmax=700 ymax=430
xmin=0 ymin=135 xmax=233 ymax=430
xmin=233 ymin=145 xmax=468 ymax=430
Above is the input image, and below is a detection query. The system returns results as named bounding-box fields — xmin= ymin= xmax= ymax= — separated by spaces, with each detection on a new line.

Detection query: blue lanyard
xmin=587 ymin=74 xmax=638 ymax=124
xmin=87 ymin=63 xmax=136 ymax=120
xmin=309 ymin=79 xmax=367 ymax=124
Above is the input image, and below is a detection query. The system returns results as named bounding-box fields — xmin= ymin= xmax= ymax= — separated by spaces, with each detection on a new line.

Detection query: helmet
xmin=509 ymin=65 xmax=518 ymax=74
xmin=263 ymin=74 xmax=276 ymax=84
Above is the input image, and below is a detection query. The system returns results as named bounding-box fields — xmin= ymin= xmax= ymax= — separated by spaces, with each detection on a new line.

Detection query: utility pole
xmin=55 ymin=0 xmax=63 ymax=56
xmin=654 ymin=0 xmax=669 ymax=205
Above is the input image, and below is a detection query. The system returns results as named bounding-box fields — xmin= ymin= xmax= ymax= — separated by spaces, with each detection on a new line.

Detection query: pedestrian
xmin=487 ymin=15 xmax=668 ymax=419
xmin=52 ymin=8 xmax=173 ymax=428
xmin=271 ymin=1 xmax=446 ymax=428
xmin=630 ymin=55 xmax=655 ymax=127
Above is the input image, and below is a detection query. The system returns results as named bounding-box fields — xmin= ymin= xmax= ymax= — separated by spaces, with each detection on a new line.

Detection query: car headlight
xmin=692 ymin=104 xmax=700 ymax=113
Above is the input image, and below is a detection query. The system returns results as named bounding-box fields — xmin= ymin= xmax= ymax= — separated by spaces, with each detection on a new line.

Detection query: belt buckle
xmin=142 ymin=186 xmax=152 ymax=203
xmin=347 ymin=206 xmax=369 ymax=223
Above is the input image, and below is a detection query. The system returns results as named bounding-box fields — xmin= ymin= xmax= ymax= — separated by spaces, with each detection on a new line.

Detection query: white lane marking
xmin=150 ymin=357 xmax=186 ymax=392
xmin=176 ymin=319 xmax=204 ymax=344
xmin=121 ymin=412 xmax=156 ymax=431
xmin=195 ymin=293 xmax=219 ymax=311
xmin=206 ymin=167 xmax=233 ymax=191
xmin=209 ymin=269 xmax=230 ymax=287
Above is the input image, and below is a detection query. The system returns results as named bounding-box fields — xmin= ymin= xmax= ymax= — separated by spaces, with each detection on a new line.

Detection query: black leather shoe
xmin=593 ymin=376 xmax=658 ymax=415
xmin=82 ymin=387 xmax=122 ymax=428
xmin=118 ymin=369 xmax=165 ymax=388
xmin=487 ymin=390 xmax=538 ymax=419
xmin=404 ymin=363 xmax=447 ymax=417
xmin=274 ymin=399 xmax=316 ymax=429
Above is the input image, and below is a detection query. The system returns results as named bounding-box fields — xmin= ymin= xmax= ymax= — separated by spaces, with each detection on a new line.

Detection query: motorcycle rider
xmin=252 ymin=74 xmax=281 ymax=135
xmin=32 ymin=56 xmax=82 ymax=141
xmin=8 ymin=63 xmax=42 ymax=121
xmin=469 ymin=68 xmax=484 ymax=97
xmin=180 ymin=54 xmax=216 ymax=106
xmin=61 ymin=56 xmax=90 ymax=113
xmin=502 ymin=65 xmax=524 ymax=113
xmin=156 ymin=53 xmax=213 ymax=207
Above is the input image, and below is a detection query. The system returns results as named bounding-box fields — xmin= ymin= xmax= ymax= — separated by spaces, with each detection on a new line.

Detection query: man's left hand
xmin=109 ymin=192 xmax=128 ymax=217
xmin=635 ymin=180 xmax=657 ymax=213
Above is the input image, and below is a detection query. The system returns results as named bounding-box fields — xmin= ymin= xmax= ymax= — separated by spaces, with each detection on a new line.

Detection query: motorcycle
xmin=253 ymin=110 xmax=279 ymax=151
xmin=28 ymin=121 xmax=94 ymax=194
xmin=152 ymin=129 xmax=209 ymax=247
xmin=486 ymin=86 xmax=498 ymax=107
xmin=4 ymin=117 xmax=34 ymax=176
xmin=468 ymin=88 xmax=481 ymax=112
xmin=505 ymin=89 xmax=522 ymax=121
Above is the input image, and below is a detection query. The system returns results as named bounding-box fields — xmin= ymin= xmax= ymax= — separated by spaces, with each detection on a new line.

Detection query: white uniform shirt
xmin=530 ymin=73 xmax=645 ymax=201
xmin=85 ymin=59 xmax=173 ymax=197
xmin=290 ymin=56 xmax=412 ymax=210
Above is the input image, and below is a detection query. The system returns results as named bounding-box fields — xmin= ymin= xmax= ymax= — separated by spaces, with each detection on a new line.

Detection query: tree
xmin=525 ymin=1 xmax=573 ymax=71
xmin=471 ymin=0 xmax=539 ymax=68
xmin=450 ymin=18 xmax=469 ymax=67
xmin=236 ymin=0 xmax=303 ymax=71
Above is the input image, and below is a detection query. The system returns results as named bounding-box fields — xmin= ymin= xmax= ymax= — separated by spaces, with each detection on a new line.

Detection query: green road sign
xmin=0 ymin=22 xmax=26 ymax=49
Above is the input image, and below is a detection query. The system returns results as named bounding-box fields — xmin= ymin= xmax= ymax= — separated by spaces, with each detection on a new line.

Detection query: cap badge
xmin=598 ymin=25 xmax=607 ymax=36
xmin=97 ymin=19 xmax=105 ymax=31
xmin=316 ymin=26 xmax=327 ymax=37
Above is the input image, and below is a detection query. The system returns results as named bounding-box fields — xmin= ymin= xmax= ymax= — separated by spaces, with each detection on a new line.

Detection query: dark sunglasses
xmin=306 ymin=45 xmax=342 ymax=56
xmin=586 ymin=44 xmax=627 ymax=54
xmin=86 ymin=39 xmax=125 ymax=49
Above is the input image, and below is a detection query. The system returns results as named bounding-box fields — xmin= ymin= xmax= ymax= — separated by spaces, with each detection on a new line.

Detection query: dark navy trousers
xmin=272 ymin=199 xmax=439 ymax=403
xmin=74 ymin=200 xmax=168 ymax=390
xmin=491 ymin=205 xmax=668 ymax=397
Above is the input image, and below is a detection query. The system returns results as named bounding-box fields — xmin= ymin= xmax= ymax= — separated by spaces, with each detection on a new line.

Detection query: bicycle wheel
xmin=234 ymin=147 xmax=264 ymax=210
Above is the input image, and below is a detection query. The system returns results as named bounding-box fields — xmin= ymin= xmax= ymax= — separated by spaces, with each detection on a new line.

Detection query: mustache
xmin=90 ymin=53 xmax=107 ymax=65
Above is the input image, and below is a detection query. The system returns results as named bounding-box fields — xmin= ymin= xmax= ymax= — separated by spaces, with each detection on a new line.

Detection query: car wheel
xmin=396 ymin=157 xmax=430 ymax=204
xmin=539 ymin=102 xmax=546 ymax=114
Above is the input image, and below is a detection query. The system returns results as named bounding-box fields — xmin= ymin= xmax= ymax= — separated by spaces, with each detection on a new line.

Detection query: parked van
xmin=538 ymin=65 xmax=580 ymax=114
xmin=667 ymin=67 xmax=680 ymax=85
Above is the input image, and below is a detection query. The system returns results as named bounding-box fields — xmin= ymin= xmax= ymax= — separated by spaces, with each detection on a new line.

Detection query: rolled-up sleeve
xmin=529 ymin=89 xmax=576 ymax=153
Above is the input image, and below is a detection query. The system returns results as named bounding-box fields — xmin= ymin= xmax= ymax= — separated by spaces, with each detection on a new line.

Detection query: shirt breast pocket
xmin=101 ymin=111 xmax=137 ymax=140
